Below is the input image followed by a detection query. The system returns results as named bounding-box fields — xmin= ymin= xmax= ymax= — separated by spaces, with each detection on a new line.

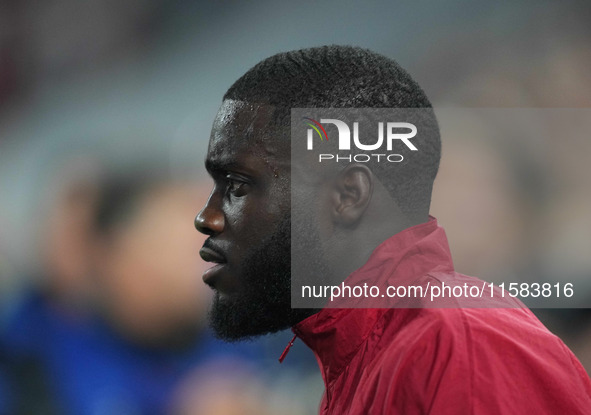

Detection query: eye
xmin=225 ymin=174 xmax=249 ymax=197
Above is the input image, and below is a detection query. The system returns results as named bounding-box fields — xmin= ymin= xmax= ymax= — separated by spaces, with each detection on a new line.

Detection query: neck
xmin=327 ymin=184 xmax=429 ymax=283
xmin=323 ymin=179 xmax=430 ymax=285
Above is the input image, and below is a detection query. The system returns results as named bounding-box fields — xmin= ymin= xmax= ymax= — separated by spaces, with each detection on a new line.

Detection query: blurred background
xmin=0 ymin=0 xmax=590 ymax=413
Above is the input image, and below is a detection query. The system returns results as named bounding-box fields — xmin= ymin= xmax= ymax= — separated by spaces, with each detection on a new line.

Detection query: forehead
xmin=207 ymin=99 xmax=287 ymax=166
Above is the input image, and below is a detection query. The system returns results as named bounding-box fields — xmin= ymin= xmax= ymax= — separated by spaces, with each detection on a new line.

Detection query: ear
xmin=330 ymin=164 xmax=373 ymax=226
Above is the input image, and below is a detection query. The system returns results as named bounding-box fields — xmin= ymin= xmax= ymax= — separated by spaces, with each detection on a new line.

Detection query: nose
xmin=194 ymin=190 xmax=225 ymax=236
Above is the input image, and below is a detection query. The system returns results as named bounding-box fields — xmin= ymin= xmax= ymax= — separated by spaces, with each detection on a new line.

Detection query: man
xmin=195 ymin=46 xmax=591 ymax=414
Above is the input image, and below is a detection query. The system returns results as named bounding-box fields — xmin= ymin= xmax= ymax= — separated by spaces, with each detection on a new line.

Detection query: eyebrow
xmin=204 ymin=147 xmax=288 ymax=179
xmin=205 ymin=157 xmax=255 ymax=177
xmin=205 ymin=158 xmax=228 ymax=175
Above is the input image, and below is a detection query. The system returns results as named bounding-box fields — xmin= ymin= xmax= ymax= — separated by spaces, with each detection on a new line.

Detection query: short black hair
xmin=224 ymin=45 xmax=441 ymax=219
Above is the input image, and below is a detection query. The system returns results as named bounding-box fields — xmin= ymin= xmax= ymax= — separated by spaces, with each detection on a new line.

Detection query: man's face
xmin=195 ymin=100 xmax=312 ymax=340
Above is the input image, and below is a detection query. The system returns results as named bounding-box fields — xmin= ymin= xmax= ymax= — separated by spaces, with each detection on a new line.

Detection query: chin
xmin=207 ymin=291 xmax=293 ymax=342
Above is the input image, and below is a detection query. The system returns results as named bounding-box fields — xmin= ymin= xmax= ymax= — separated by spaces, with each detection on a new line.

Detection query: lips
xmin=199 ymin=245 xmax=227 ymax=264
xmin=199 ymin=241 xmax=230 ymax=290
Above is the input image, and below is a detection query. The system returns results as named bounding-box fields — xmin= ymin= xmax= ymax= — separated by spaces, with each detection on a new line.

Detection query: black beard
xmin=208 ymin=214 xmax=317 ymax=341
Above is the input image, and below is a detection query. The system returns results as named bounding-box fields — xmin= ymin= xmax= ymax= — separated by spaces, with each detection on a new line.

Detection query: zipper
xmin=278 ymin=333 xmax=297 ymax=363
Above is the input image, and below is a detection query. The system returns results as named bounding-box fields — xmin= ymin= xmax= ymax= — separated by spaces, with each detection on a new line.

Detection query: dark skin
xmin=195 ymin=100 xmax=291 ymax=298
xmin=195 ymin=99 xmax=421 ymax=338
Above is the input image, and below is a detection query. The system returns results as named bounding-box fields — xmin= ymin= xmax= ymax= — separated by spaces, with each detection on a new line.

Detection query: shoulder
xmin=365 ymin=306 xmax=591 ymax=413
xmin=375 ymin=305 xmax=568 ymax=364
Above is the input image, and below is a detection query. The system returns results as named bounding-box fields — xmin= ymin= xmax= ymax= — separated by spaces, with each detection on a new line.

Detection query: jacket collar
xmin=292 ymin=216 xmax=454 ymax=387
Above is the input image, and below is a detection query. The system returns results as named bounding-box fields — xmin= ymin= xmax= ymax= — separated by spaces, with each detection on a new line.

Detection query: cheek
xmin=316 ymin=184 xmax=334 ymax=240
xmin=292 ymin=182 xmax=325 ymax=237
xmin=223 ymin=191 xmax=288 ymax=248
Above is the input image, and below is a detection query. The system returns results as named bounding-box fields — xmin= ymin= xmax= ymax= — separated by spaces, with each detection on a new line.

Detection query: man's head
xmin=195 ymin=45 xmax=441 ymax=340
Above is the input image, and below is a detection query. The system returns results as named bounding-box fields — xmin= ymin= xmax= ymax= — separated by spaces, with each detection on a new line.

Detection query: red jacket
xmin=292 ymin=217 xmax=591 ymax=414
